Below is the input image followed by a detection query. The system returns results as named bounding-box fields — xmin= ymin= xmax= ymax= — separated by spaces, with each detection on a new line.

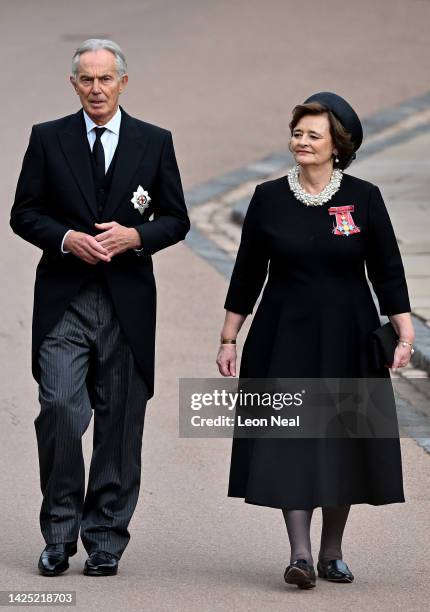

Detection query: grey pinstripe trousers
xmin=35 ymin=277 xmax=149 ymax=559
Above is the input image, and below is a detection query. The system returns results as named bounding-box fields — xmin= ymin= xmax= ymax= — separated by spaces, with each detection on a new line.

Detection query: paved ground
xmin=1 ymin=1 xmax=429 ymax=611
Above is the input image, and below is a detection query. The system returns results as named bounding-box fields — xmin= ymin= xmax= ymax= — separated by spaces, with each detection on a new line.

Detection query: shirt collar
xmin=83 ymin=106 xmax=121 ymax=135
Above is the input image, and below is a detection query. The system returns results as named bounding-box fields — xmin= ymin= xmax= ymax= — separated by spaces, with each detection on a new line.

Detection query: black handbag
xmin=371 ymin=322 xmax=398 ymax=369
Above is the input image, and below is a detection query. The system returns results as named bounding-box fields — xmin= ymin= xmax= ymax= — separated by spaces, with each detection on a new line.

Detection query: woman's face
xmin=290 ymin=113 xmax=338 ymax=168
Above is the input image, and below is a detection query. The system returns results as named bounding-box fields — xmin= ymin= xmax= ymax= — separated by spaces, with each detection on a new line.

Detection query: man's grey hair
xmin=71 ymin=39 xmax=127 ymax=79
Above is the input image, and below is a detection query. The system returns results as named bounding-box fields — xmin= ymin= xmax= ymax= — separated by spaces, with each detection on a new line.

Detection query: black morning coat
xmin=10 ymin=107 xmax=190 ymax=399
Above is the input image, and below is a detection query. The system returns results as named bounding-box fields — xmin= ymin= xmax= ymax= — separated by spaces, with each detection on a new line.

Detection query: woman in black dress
xmin=216 ymin=92 xmax=415 ymax=589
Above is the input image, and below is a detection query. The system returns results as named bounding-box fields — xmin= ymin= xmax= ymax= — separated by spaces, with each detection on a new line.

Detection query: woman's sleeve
xmin=365 ymin=184 xmax=411 ymax=316
xmin=224 ymin=185 xmax=269 ymax=315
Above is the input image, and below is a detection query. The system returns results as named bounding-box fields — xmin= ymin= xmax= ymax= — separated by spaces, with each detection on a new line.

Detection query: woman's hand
xmin=389 ymin=313 xmax=415 ymax=372
xmin=217 ymin=344 xmax=237 ymax=377
xmin=390 ymin=343 xmax=413 ymax=371
xmin=218 ymin=311 xmax=246 ymax=376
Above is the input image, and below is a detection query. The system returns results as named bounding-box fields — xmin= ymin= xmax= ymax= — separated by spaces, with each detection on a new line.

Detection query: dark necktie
xmin=93 ymin=127 xmax=106 ymax=182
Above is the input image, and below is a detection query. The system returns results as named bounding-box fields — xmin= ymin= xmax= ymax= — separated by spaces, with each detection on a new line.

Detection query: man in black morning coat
xmin=10 ymin=39 xmax=190 ymax=577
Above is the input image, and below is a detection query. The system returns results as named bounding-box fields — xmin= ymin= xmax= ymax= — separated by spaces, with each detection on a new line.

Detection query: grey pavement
xmin=1 ymin=1 xmax=430 ymax=611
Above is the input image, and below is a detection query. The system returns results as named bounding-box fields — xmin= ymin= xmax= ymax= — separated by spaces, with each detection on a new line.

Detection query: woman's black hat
xmin=303 ymin=92 xmax=363 ymax=151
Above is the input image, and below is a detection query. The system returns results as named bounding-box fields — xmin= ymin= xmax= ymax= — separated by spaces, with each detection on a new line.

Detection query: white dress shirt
xmin=61 ymin=106 xmax=121 ymax=253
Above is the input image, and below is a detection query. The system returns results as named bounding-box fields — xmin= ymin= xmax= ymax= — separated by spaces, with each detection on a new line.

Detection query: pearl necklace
xmin=287 ymin=165 xmax=343 ymax=206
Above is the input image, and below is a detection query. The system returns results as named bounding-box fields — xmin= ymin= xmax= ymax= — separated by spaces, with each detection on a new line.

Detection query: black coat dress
xmin=224 ymin=173 xmax=411 ymax=509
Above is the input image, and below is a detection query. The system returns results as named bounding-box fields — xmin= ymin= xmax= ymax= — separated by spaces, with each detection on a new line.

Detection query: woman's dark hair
xmin=289 ymin=102 xmax=356 ymax=170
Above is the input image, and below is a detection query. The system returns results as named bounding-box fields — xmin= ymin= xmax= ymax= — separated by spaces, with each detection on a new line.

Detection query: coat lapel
xmin=102 ymin=109 xmax=150 ymax=221
xmin=58 ymin=109 xmax=98 ymax=218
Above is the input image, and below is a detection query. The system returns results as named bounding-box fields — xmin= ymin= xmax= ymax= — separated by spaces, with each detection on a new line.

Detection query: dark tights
xmin=282 ymin=505 xmax=351 ymax=566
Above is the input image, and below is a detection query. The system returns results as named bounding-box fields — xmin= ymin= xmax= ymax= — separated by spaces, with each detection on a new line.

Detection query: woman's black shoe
xmin=284 ymin=559 xmax=316 ymax=589
xmin=38 ymin=542 xmax=78 ymax=576
xmin=317 ymin=559 xmax=354 ymax=582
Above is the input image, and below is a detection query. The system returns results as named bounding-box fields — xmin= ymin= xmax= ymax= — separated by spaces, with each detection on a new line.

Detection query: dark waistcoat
xmin=88 ymin=141 xmax=119 ymax=280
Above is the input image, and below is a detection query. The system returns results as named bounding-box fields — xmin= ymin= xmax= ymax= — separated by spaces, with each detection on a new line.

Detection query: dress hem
xmin=228 ymin=493 xmax=406 ymax=510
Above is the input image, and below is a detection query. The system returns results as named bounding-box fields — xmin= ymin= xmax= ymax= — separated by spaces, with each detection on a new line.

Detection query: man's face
xmin=70 ymin=49 xmax=128 ymax=125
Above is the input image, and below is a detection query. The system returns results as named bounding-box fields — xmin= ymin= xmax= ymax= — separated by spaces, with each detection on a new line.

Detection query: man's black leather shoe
xmin=83 ymin=551 xmax=118 ymax=576
xmin=284 ymin=559 xmax=316 ymax=589
xmin=38 ymin=542 xmax=78 ymax=576
xmin=317 ymin=559 xmax=354 ymax=582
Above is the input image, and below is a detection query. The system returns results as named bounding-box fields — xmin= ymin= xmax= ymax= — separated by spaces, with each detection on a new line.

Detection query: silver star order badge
xmin=131 ymin=185 xmax=152 ymax=214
